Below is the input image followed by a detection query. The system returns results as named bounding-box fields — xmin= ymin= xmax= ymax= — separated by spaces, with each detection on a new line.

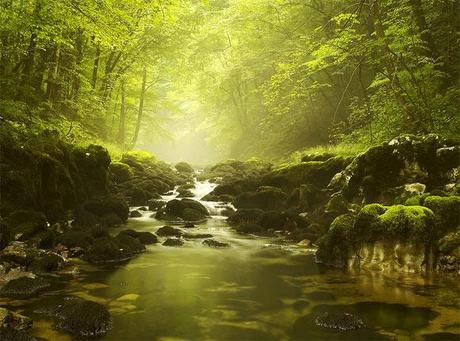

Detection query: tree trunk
xmin=91 ymin=44 xmax=100 ymax=90
xmin=72 ymin=29 xmax=84 ymax=100
xmin=117 ymin=79 xmax=127 ymax=145
xmin=131 ymin=67 xmax=147 ymax=146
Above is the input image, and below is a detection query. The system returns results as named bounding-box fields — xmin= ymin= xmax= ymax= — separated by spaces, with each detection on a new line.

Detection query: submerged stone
xmin=314 ymin=312 xmax=365 ymax=331
xmin=202 ymin=239 xmax=230 ymax=248
xmin=162 ymin=238 xmax=184 ymax=247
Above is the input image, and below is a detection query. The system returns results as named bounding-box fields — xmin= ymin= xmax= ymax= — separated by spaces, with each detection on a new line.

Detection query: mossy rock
xmin=325 ymin=193 xmax=349 ymax=214
xmin=438 ymin=231 xmax=460 ymax=255
xmin=233 ymin=186 xmax=287 ymax=211
xmin=227 ymin=208 xmax=264 ymax=227
xmin=53 ymin=299 xmax=112 ymax=337
xmin=83 ymin=234 xmax=145 ymax=264
xmin=0 ymin=277 xmax=50 ymax=298
xmin=81 ymin=196 xmax=129 ymax=223
xmin=118 ymin=229 xmax=158 ymax=244
xmin=4 ymin=210 xmax=47 ymax=241
xmin=158 ymin=199 xmax=209 ymax=221
xmin=29 ymin=253 xmax=65 ymax=275
xmin=316 ymin=214 xmax=355 ymax=267
xmin=175 ymin=162 xmax=194 ymax=173
xmin=423 ymin=196 xmax=460 ymax=234
xmin=109 ymin=162 xmax=133 ymax=183
xmin=156 ymin=226 xmax=183 ymax=237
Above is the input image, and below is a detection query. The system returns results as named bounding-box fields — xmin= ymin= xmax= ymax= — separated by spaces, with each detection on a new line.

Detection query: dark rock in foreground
xmin=0 ymin=277 xmax=50 ymax=298
xmin=130 ymin=210 xmax=142 ymax=218
xmin=54 ymin=299 xmax=112 ymax=337
xmin=156 ymin=199 xmax=209 ymax=222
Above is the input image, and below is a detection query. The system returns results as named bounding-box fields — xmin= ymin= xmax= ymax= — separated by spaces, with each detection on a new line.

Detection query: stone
xmin=0 ymin=277 xmax=50 ymax=298
xmin=314 ymin=312 xmax=365 ymax=331
xmin=162 ymin=238 xmax=184 ymax=247
xmin=202 ymin=239 xmax=230 ymax=248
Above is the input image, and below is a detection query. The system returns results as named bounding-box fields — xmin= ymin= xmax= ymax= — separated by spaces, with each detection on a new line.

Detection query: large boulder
xmin=175 ymin=162 xmax=194 ymax=173
xmin=108 ymin=162 xmax=133 ymax=183
xmin=118 ymin=229 xmax=158 ymax=244
xmin=82 ymin=234 xmax=145 ymax=264
xmin=156 ymin=199 xmax=209 ymax=222
xmin=317 ymin=204 xmax=437 ymax=271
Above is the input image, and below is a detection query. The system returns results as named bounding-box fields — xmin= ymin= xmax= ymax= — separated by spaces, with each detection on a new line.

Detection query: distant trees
xmin=1 ymin=0 xmax=458 ymax=158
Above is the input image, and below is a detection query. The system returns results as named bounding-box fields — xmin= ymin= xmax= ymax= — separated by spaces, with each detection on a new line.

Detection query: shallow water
xmin=5 ymin=181 xmax=460 ymax=340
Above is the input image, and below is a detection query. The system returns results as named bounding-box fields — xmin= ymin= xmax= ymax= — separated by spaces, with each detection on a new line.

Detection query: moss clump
xmin=423 ymin=195 xmax=460 ymax=234
xmin=378 ymin=205 xmax=435 ymax=243
xmin=175 ymin=162 xmax=194 ymax=173
xmin=233 ymin=186 xmax=287 ymax=211
xmin=109 ymin=162 xmax=133 ymax=183
xmin=316 ymin=214 xmax=355 ymax=267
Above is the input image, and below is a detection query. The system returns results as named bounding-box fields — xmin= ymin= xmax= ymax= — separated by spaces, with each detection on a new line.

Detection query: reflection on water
xmin=7 ymin=180 xmax=459 ymax=340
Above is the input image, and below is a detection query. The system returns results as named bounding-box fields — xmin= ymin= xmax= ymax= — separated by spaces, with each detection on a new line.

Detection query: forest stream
xmin=0 ymin=179 xmax=457 ymax=340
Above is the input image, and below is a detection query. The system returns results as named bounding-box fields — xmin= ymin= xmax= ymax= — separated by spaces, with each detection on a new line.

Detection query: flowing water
xmin=2 ymin=180 xmax=460 ymax=340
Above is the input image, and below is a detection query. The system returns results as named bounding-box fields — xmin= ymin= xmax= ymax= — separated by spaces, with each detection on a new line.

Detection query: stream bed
xmin=2 ymin=181 xmax=460 ymax=340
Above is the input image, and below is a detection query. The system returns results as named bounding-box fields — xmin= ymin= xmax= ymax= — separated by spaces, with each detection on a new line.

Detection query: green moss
xmin=175 ymin=161 xmax=194 ymax=173
xmin=379 ymin=205 xmax=435 ymax=243
xmin=122 ymin=150 xmax=156 ymax=164
xmin=423 ymin=195 xmax=460 ymax=233
xmin=405 ymin=196 xmax=421 ymax=206
xmin=109 ymin=162 xmax=133 ymax=183
xmin=316 ymin=214 xmax=355 ymax=267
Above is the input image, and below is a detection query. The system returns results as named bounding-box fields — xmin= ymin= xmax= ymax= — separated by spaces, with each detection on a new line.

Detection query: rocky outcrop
xmin=156 ymin=199 xmax=209 ymax=222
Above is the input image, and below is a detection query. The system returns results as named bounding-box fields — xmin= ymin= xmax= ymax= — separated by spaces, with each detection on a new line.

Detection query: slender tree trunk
xmin=91 ymin=44 xmax=100 ymax=90
xmin=72 ymin=29 xmax=84 ymax=100
xmin=131 ymin=67 xmax=147 ymax=146
xmin=117 ymin=79 xmax=126 ymax=145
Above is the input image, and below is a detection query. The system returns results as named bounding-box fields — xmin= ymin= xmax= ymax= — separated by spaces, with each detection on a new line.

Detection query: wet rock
xmin=0 ymin=277 xmax=50 ymax=298
xmin=29 ymin=253 xmax=65 ymax=275
xmin=118 ymin=230 xmax=158 ymax=244
xmin=202 ymin=239 xmax=230 ymax=248
xmin=148 ymin=199 xmax=165 ymax=211
xmin=227 ymin=208 xmax=264 ymax=226
xmin=138 ymin=206 xmax=148 ymax=211
xmin=0 ymin=307 xmax=32 ymax=330
xmin=130 ymin=210 xmax=142 ymax=218
xmin=54 ymin=299 xmax=112 ymax=337
xmin=183 ymin=233 xmax=213 ymax=239
xmin=157 ymin=199 xmax=209 ymax=222
xmin=314 ymin=312 xmax=365 ymax=331
xmin=177 ymin=188 xmax=194 ymax=198
xmin=156 ymin=226 xmax=183 ymax=237
xmin=162 ymin=238 xmax=184 ymax=247
xmin=183 ymin=222 xmax=195 ymax=228
xmin=83 ymin=234 xmax=145 ymax=264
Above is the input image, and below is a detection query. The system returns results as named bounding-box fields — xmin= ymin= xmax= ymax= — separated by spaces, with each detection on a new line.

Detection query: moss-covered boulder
xmin=156 ymin=226 xmax=183 ymax=237
xmin=317 ymin=204 xmax=438 ymax=271
xmin=227 ymin=208 xmax=264 ymax=227
xmin=29 ymin=253 xmax=65 ymax=275
xmin=175 ymin=162 xmax=194 ymax=173
xmin=82 ymin=234 xmax=145 ymax=264
xmin=156 ymin=199 xmax=209 ymax=222
xmin=77 ymin=196 xmax=129 ymax=226
xmin=316 ymin=214 xmax=355 ymax=268
xmin=4 ymin=210 xmax=47 ymax=241
xmin=118 ymin=229 xmax=158 ymax=244
xmin=423 ymin=195 xmax=460 ymax=234
xmin=109 ymin=162 xmax=133 ymax=183
xmin=233 ymin=186 xmax=287 ymax=211
xmin=266 ymin=157 xmax=350 ymax=191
